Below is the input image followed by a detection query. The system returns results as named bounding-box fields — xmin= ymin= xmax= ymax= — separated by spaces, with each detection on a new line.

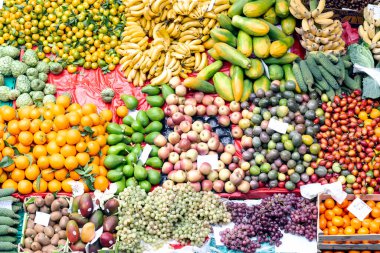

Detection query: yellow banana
xmin=194 ymin=52 xmax=201 ymax=70
xmin=314 ymin=17 xmax=334 ymax=26
xmin=302 ymin=19 xmax=310 ymax=31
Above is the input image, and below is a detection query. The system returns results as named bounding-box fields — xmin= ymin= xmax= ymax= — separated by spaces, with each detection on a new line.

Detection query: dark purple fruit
xmin=71 ymin=240 xmax=86 ymax=252
xmin=104 ymin=199 xmax=119 ymax=215
xmin=103 ymin=215 xmax=118 ymax=232
xmin=88 ymin=240 xmax=101 ymax=253
xmin=100 ymin=232 xmax=116 ymax=248
xmin=79 ymin=193 xmax=93 ymax=218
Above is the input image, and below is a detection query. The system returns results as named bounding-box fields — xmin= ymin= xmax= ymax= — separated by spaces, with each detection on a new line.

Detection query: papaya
xmin=210 ymin=28 xmax=237 ymax=47
xmin=204 ymin=38 xmax=216 ymax=50
xmin=281 ymin=16 xmax=296 ymax=35
xmin=214 ymin=42 xmax=251 ymax=69
xmin=183 ymin=77 xmax=215 ymax=93
xmin=280 ymin=36 xmax=295 ymax=48
xmin=213 ymin=72 xmax=234 ymax=102
xmin=228 ymin=0 xmax=253 ymax=17
xmin=263 ymin=53 xmax=299 ymax=65
xmin=243 ymin=0 xmax=276 ymax=18
xmin=217 ymin=14 xmax=238 ymax=34
xmin=231 ymin=16 xmax=269 ymax=36
xmin=208 ymin=48 xmax=222 ymax=60
xmin=241 ymin=79 xmax=252 ymax=102
xmin=269 ymin=40 xmax=289 ymax=58
xmin=268 ymin=64 xmax=284 ymax=80
xmin=230 ymin=65 xmax=244 ymax=101
xmin=263 ymin=7 xmax=279 ymax=25
xmin=275 ymin=0 xmax=290 ymax=18
xmin=259 ymin=19 xmax=287 ymax=40
xmin=253 ymin=35 xmax=271 ymax=59
xmin=245 ymin=59 xmax=264 ymax=79
xmin=237 ymin=31 xmax=253 ymax=57
xmin=197 ymin=60 xmax=223 ymax=80
xmin=253 ymin=75 xmax=271 ymax=93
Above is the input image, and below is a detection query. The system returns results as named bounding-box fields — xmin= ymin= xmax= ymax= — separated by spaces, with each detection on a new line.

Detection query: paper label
xmin=261 ymin=60 xmax=270 ymax=78
xmin=347 ymin=198 xmax=372 ymax=221
xmin=197 ymin=154 xmax=218 ymax=170
xmin=354 ymin=64 xmax=380 ymax=87
xmin=207 ymin=0 xmax=216 ymax=11
xmin=213 ymin=223 xmax=235 ymax=246
xmin=0 ymin=0 xmax=3 ymax=9
xmin=91 ymin=227 xmax=104 ymax=244
xmin=268 ymin=118 xmax=289 ymax=134
xmin=69 ymin=181 xmax=85 ymax=197
xmin=128 ymin=110 xmax=139 ymax=120
xmin=35 ymin=211 xmax=50 ymax=226
xmin=0 ymin=200 xmax=12 ymax=210
xmin=300 ymin=183 xmax=323 ymax=200
xmin=367 ymin=4 xmax=380 ymax=19
xmin=324 ymin=182 xmax=347 ymax=204
xmin=139 ymin=144 xmax=152 ymax=165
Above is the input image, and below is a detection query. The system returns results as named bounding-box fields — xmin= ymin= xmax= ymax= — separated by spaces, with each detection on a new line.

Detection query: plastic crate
xmin=0 ymin=77 xmax=16 ymax=107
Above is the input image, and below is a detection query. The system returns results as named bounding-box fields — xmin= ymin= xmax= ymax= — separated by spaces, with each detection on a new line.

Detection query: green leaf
xmin=363 ymin=76 xmax=380 ymax=99
xmin=0 ymin=156 xmax=14 ymax=168
xmin=75 ymin=169 xmax=85 ymax=176
xmin=85 ymin=177 xmax=95 ymax=191
xmin=36 ymin=174 xmax=42 ymax=191
xmin=25 ymin=197 xmax=36 ymax=206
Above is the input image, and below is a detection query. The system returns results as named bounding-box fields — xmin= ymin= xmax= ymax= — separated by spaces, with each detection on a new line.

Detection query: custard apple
xmin=11 ymin=61 xmax=28 ymax=77
xmin=16 ymin=93 xmax=33 ymax=108
xmin=26 ymin=68 xmax=38 ymax=78
xmin=3 ymin=46 xmax=20 ymax=59
xmin=101 ymin=88 xmax=115 ymax=103
xmin=0 ymin=56 xmax=13 ymax=76
xmin=38 ymin=73 xmax=48 ymax=82
xmin=8 ymin=89 xmax=20 ymax=100
xmin=43 ymin=94 xmax=56 ymax=104
xmin=43 ymin=84 xmax=56 ymax=95
xmin=0 ymin=86 xmax=10 ymax=101
xmin=30 ymin=79 xmax=45 ymax=91
xmin=31 ymin=91 xmax=44 ymax=102
xmin=16 ymin=75 xmax=31 ymax=93
xmin=49 ymin=62 xmax=63 ymax=75
xmin=36 ymin=61 xmax=49 ymax=74
xmin=22 ymin=49 xmax=39 ymax=67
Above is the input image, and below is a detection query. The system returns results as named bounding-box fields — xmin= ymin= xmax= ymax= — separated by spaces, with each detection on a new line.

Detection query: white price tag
xmin=90 ymin=227 xmax=104 ymax=244
xmin=207 ymin=0 xmax=216 ymax=11
xmin=197 ymin=155 xmax=218 ymax=170
xmin=300 ymin=183 xmax=323 ymax=200
xmin=261 ymin=60 xmax=270 ymax=78
xmin=213 ymin=223 xmax=235 ymax=246
xmin=0 ymin=200 xmax=12 ymax=210
xmin=139 ymin=144 xmax=152 ymax=165
xmin=268 ymin=118 xmax=289 ymax=134
xmin=324 ymin=182 xmax=347 ymax=204
xmin=69 ymin=181 xmax=85 ymax=197
xmin=368 ymin=4 xmax=380 ymax=19
xmin=0 ymin=0 xmax=3 ymax=9
xmin=347 ymin=198 xmax=372 ymax=221
xmin=34 ymin=211 xmax=50 ymax=226
xmin=128 ymin=110 xmax=139 ymax=120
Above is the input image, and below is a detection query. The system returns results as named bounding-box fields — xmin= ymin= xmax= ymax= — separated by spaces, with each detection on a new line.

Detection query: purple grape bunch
xmin=219 ymin=194 xmax=317 ymax=253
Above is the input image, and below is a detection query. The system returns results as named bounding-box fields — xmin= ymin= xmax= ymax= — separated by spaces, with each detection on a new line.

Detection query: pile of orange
xmin=320 ymin=198 xmax=380 ymax=236
xmin=0 ymin=95 xmax=112 ymax=194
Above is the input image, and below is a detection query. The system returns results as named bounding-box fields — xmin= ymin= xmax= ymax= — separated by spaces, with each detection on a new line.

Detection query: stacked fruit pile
xmin=0 ymin=95 xmax=112 ymax=194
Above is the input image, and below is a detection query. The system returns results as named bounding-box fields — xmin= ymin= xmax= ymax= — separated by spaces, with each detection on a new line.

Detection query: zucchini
xmin=0 ymin=189 xmax=14 ymax=198
xmin=299 ymin=60 xmax=314 ymax=86
xmin=327 ymin=54 xmax=339 ymax=64
xmin=0 ymin=226 xmax=17 ymax=236
xmin=0 ymin=217 xmax=17 ymax=227
xmin=0 ymin=242 xmax=17 ymax=251
xmin=337 ymin=57 xmax=346 ymax=83
xmin=315 ymin=53 xmax=341 ymax=78
xmin=0 ymin=197 xmax=19 ymax=203
xmin=292 ymin=62 xmax=308 ymax=92
xmin=318 ymin=66 xmax=339 ymax=89
xmin=0 ymin=237 xmax=16 ymax=243
xmin=0 ymin=209 xmax=19 ymax=219
xmin=305 ymin=56 xmax=323 ymax=81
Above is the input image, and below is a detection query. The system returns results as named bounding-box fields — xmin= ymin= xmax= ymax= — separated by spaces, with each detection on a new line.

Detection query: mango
xmin=103 ymin=215 xmax=119 ymax=232
xmin=69 ymin=213 xmax=89 ymax=227
xmin=89 ymin=210 xmax=104 ymax=230
xmin=79 ymin=193 xmax=94 ymax=218
xmin=71 ymin=196 xmax=80 ymax=213
xmin=81 ymin=222 xmax=96 ymax=243
xmin=104 ymin=199 xmax=119 ymax=215
xmin=71 ymin=240 xmax=86 ymax=251
xmin=66 ymin=220 xmax=80 ymax=243
xmin=100 ymin=232 xmax=116 ymax=248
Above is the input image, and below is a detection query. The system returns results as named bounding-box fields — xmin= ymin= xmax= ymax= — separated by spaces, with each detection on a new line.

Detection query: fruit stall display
xmin=0 ymin=0 xmax=380 ymax=252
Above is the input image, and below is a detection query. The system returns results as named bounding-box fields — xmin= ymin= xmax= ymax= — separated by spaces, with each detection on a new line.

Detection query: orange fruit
xmin=68 ymin=111 xmax=81 ymax=126
xmin=0 ymin=172 xmax=7 ymax=183
xmin=51 ymin=104 xmax=65 ymax=116
xmin=367 ymin=200 xmax=376 ymax=208
xmin=18 ymin=118 xmax=31 ymax=131
xmin=80 ymin=115 xmax=93 ymax=127
xmin=18 ymin=179 xmax=33 ymax=194
xmin=56 ymin=95 xmax=71 ymax=109
xmin=43 ymin=110 xmax=55 ymax=120
xmin=17 ymin=106 xmax=31 ymax=120
xmin=82 ymin=103 xmax=97 ymax=115
xmin=46 ymin=131 xmax=57 ymax=142
xmin=10 ymin=169 xmax=25 ymax=182
xmin=2 ymin=179 xmax=17 ymax=190
xmin=69 ymin=171 xmax=81 ymax=180
xmin=332 ymin=206 xmax=343 ymax=216
xmin=343 ymin=215 xmax=351 ymax=228
xmin=332 ymin=216 xmax=344 ymax=227
xmin=370 ymin=108 xmax=380 ymax=119
xmin=320 ymin=216 xmax=327 ymax=230
xmin=344 ymin=226 xmax=356 ymax=235
xmin=62 ymin=178 xmax=73 ymax=192
xmin=1 ymin=106 xmax=16 ymax=121
xmin=325 ymin=210 xmax=335 ymax=221
xmin=48 ymin=179 xmax=62 ymax=192
xmin=76 ymin=141 xmax=87 ymax=152
xmin=2 ymin=147 xmax=14 ymax=157
xmin=54 ymin=168 xmax=69 ymax=181
xmin=25 ymin=164 xmax=40 ymax=181
xmin=33 ymin=131 xmax=47 ymax=145
xmin=41 ymin=168 xmax=55 ymax=182
xmin=362 ymin=218 xmax=372 ymax=228
xmin=99 ymin=166 xmax=107 ymax=177
xmin=116 ymin=106 xmax=128 ymax=118
xmin=33 ymin=178 xmax=48 ymax=193
xmin=359 ymin=111 xmax=368 ymax=120
xmin=4 ymin=135 xmax=16 ymax=146
xmin=32 ymin=145 xmax=47 ymax=159
xmin=328 ymin=226 xmax=338 ymax=235
xmin=37 ymin=156 xmax=50 ymax=170
xmin=54 ymin=115 xmax=69 ymax=130
xmin=67 ymin=103 xmax=81 ymax=112
xmin=49 ymin=153 xmax=65 ymax=169
xmin=358 ymin=227 xmax=370 ymax=234
xmin=370 ymin=221 xmax=380 ymax=233
xmin=18 ymin=131 xmax=34 ymax=146
xmin=79 ymin=179 xmax=90 ymax=192
xmin=351 ymin=218 xmax=362 ymax=230
xmin=76 ymin=152 xmax=90 ymax=166
xmin=40 ymin=120 xmax=53 ymax=133
xmin=319 ymin=203 xmax=326 ymax=214
xmin=87 ymin=141 xmax=100 ymax=156
xmin=89 ymin=113 xmax=100 ymax=126
xmin=55 ymin=133 xmax=67 ymax=147
xmin=90 ymin=164 xmax=100 ymax=176
xmin=324 ymin=198 xmax=335 ymax=209
xmin=95 ymin=135 xmax=107 ymax=147
xmin=29 ymin=108 xmax=41 ymax=119
xmin=16 ymin=143 xmax=31 ymax=154
xmin=47 ymin=141 xmax=60 ymax=155
xmin=60 ymin=144 xmax=77 ymax=157
xmin=3 ymin=163 xmax=15 ymax=172
xmin=66 ymin=129 xmax=81 ymax=145
xmin=14 ymin=155 xmax=30 ymax=170
xmin=99 ymin=109 xmax=112 ymax=123
xmin=65 ymin=156 xmax=79 ymax=171
xmin=7 ymin=120 xmax=20 ymax=135
xmin=94 ymin=176 xmax=109 ymax=191
xmin=372 ymin=207 xmax=380 ymax=218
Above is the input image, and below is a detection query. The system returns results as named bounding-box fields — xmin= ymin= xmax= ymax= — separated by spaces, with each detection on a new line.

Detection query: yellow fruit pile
xmin=0 ymin=95 xmax=112 ymax=194
xmin=0 ymin=0 xmax=125 ymax=72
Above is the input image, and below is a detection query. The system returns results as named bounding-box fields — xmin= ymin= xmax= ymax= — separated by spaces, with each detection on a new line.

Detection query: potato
xmin=31 ymin=241 xmax=42 ymax=251
xmin=42 ymin=245 xmax=56 ymax=253
xmin=24 ymin=237 xmax=33 ymax=249
xmin=53 ymin=224 xmax=61 ymax=233
xmin=48 ymin=220 xmax=55 ymax=227
xmin=58 ymin=197 xmax=69 ymax=208
xmin=50 ymin=211 xmax=62 ymax=222
xmin=29 ymin=214 xmax=36 ymax=220
xmin=35 ymin=251 xmax=43 ymax=253
xmin=27 ymin=219 xmax=34 ymax=229
xmin=59 ymin=216 xmax=69 ymax=229
xmin=58 ymin=239 xmax=67 ymax=246
xmin=27 ymin=204 xmax=37 ymax=214
xmin=43 ymin=226 xmax=55 ymax=238
xmin=39 ymin=206 xmax=50 ymax=214
xmin=61 ymin=207 xmax=69 ymax=216
xmin=50 ymin=199 xmax=61 ymax=212
xmin=25 ymin=228 xmax=37 ymax=238
xmin=34 ymin=197 xmax=44 ymax=207
xmin=51 ymin=234 xmax=60 ymax=246
xmin=23 ymin=249 xmax=33 ymax=253
xmin=44 ymin=193 xmax=55 ymax=206
xmin=57 ymin=230 xmax=66 ymax=239
xmin=35 ymin=232 xmax=50 ymax=246
xmin=34 ymin=224 xmax=44 ymax=233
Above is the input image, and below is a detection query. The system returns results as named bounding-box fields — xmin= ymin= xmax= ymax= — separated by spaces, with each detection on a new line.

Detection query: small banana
xmin=314 ymin=17 xmax=334 ymax=26
xmin=311 ymin=0 xmax=325 ymax=18
xmin=195 ymin=52 xmax=208 ymax=71
xmin=151 ymin=68 xmax=172 ymax=85
xmin=301 ymin=19 xmax=310 ymax=32
xmin=214 ymin=4 xmax=230 ymax=14
xmin=372 ymin=31 xmax=380 ymax=44
xmin=194 ymin=52 xmax=201 ymax=70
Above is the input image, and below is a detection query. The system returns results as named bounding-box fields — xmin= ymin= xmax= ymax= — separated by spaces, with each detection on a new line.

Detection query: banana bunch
xmin=290 ymin=0 xmax=345 ymax=55
xmin=118 ymin=0 xmax=229 ymax=86
xmin=364 ymin=5 xmax=380 ymax=28
xmin=360 ymin=5 xmax=380 ymax=50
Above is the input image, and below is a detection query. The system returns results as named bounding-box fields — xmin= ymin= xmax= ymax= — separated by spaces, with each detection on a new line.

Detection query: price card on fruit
xmin=197 ymin=154 xmax=218 ymax=170
xmin=69 ymin=181 xmax=85 ymax=197
xmin=0 ymin=200 xmax=12 ymax=210
xmin=347 ymin=198 xmax=372 ymax=221
xmin=268 ymin=118 xmax=288 ymax=134
xmin=35 ymin=211 xmax=50 ymax=226
xmin=128 ymin=110 xmax=139 ymax=120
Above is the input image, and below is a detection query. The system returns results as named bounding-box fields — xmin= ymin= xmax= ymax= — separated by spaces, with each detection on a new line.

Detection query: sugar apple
xmin=38 ymin=73 xmax=48 ymax=82
xmin=8 ymin=89 xmax=20 ymax=100
xmin=3 ymin=46 xmax=20 ymax=59
xmin=0 ymin=74 xmax=4 ymax=86
xmin=0 ymin=47 xmax=4 ymax=58
xmin=43 ymin=84 xmax=56 ymax=95
xmin=0 ymin=56 xmax=13 ymax=76
xmin=31 ymin=91 xmax=44 ymax=102
xmin=30 ymin=79 xmax=45 ymax=91
xmin=16 ymin=75 xmax=31 ymax=93
xmin=101 ymin=88 xmax=115 ymax=103
xmin=36 ymin=61 xmax=49 ymax=74
xmin=49 ymin=62 xmax=63 ymax=75
xmin=16 ymin=93 xmax=33 ymax=108
xmin=11 ymin=61 xmax=28 ymax=77
xmin=22 ymin=49 xmax=39 ymax=67
xmin=26 ymin=68 xmax=38 ymax=78
xmin=43 ymin=94 xmax=56 ymax=104
xmin=27 ymin=75 xmax=37 ymax=81
xmin=0 ymin=86 xmax=10 ymax=101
